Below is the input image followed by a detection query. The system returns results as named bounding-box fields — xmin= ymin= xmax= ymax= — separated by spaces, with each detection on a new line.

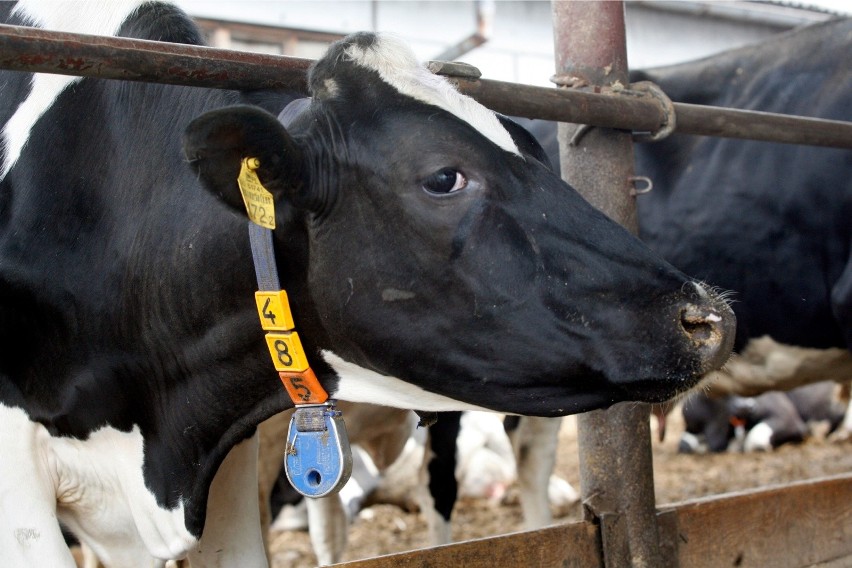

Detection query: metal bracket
xmin=427 ymin=60 xmax=483 ymax=79
xmin=628 ymin=81 xmax=677 ymax=142
xmin=550 ymin=76 xmax=677 ymax=144
xmin=628 ymin=175 xmax=653 ymax=196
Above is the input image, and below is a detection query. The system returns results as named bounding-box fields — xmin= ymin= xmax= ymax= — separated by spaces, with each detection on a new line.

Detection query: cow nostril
xmin=680 ymin=305 xmax=722 ymax=345
xmin=678 ymin=297 xmax=736 ymax=375
xmin=681 ymin=312 xmax=714 ymax=342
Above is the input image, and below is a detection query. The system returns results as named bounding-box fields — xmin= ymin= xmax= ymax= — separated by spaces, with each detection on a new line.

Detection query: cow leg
xmin=305 ymin=496 xmax=348 ymax=566
xmin=836 ymin=397 xmax=852 ymax=441
xmin=420 ymin=412 xmax=461 ymax=546
xmin=187 ymin=433 xmax=267 ymax=567
xmin=832 ymin=256 xmax=852 ymax=351
xmin=256 ymin=410 xmax=292 ymax=559
xmin=832 ymin=258 xmax=852 ymax=441
xmin=0 ymin=404 xmax=76 ymax=567
xmin=509 ymin=416 xmax=561 ymax=530
xmin=79 ymin=543 xmax=102 ymax=568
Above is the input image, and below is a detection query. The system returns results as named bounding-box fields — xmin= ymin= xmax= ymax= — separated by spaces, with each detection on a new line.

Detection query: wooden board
xmin=665 ymin=473 xmax=852 ymax=568
xmin=332 ymin=474 xmax=852 ymax=567
xmin=331 ymin=521 xmax=601 ymax=568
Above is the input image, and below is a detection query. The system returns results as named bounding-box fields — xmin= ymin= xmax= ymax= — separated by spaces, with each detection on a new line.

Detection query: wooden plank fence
xmin=333 ymin=473 xmax=852 ymax=568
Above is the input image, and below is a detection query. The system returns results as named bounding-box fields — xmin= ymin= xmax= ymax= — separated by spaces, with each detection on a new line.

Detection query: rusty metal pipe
xmin=451 ymin=76 xmax=666 ymax=132
xmin=552 ymin=3 xmax=665 ymax=567
xmin=671 ymin=101 xmax=851 ymax=147
xmin=0 ymin=23 xmax=311 ymax=92
xmin=1 ymin=23 xmax=851 ymax=149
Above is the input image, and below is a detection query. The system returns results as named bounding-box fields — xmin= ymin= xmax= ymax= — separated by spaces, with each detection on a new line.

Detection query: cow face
xmin=184 ymin=32 xmax=735 ymax=416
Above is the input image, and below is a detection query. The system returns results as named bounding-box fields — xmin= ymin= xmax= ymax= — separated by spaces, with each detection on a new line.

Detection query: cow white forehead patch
xmin=343 ymin=34 xmax=520 ymax=156
xmin=1 ymin=0 xmax=145 ymax=180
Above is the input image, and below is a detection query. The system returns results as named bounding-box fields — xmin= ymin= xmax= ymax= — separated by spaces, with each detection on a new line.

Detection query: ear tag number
xmin=285 ymin=405 xmax=353 ymax=498
xmin=255 ymin=291 xmax=295 ymax=331
xmin=265 ymin=331 xmax=310 ymax=372
xmin=238 ymin=157 xmax=276 ymax=229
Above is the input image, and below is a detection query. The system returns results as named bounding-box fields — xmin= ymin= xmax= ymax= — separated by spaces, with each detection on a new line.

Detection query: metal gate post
xmin=551 ymin=3 xmax=664 ymax=567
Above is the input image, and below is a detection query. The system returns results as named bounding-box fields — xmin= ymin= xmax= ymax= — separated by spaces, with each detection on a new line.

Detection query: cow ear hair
xmin=183 ymin=105 xmax=314 ymax=215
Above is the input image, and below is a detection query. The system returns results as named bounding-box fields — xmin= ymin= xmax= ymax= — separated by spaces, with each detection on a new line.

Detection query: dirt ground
xmin=268 ymin=408 xmax=852 ymax=567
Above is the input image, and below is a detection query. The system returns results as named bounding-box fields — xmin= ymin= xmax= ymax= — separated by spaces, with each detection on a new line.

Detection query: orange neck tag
xmin=279 ymin=369 xmax=329 ymax=404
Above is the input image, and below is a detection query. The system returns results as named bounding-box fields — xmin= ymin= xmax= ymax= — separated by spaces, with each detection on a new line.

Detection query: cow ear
xmin=497 ymin=115 xmax=555 ymax=171
xmin=183 ymin=105 xmax=314 ymax=214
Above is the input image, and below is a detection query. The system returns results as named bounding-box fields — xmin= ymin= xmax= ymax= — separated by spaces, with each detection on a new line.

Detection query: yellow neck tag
xmin=237 ymin=157 xmax=276 ymax=229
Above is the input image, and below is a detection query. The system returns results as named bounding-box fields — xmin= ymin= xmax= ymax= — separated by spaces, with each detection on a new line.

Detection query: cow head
xmin=184 ymin=32 xmax=735 ymax=416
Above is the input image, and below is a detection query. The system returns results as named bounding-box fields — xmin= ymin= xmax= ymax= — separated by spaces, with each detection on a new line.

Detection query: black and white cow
xmin=679 ymin=390 xmax=806 ymax=453
xmin=265 ymin=409 xmax=578 ymax=565
xmin=679 ymin=381 xmax=847 ymax=454
xmin=0 ymin=1 xmax=734 ymax=565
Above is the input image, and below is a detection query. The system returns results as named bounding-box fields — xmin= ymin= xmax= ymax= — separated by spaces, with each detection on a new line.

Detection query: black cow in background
xmin=634 ymin=17 xmax=852 ymax=441
xmin=511 ymin=18 xmax=850 ymax=497
xmin=522 ymin=17 xmax=851 ymax=405
xmin=632 ymin=18 xmax=852 ymax=359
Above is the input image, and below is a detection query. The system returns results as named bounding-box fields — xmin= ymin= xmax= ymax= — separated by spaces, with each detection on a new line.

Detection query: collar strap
xmin=241 ymin=158 xmax=329 ymax=405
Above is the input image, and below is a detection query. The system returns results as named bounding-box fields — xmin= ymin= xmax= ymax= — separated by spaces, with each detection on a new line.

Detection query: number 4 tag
xmin=255 ymin=291 xmax=295 ymax=331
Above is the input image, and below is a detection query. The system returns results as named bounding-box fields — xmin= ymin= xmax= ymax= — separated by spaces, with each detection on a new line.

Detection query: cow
xmin=679 ymin=381 xmax=847 ymax=454
xmin=524 ymin=19 xmax=852 ymax=391
xmin=632 ymin=17 xmax=852 ymax=440
xmin=679 ymin=390 xmax=806 ymax=453
xmin=0 ymin=1 xmax=734 ymax=565
xmin=632 ymin=17 xmax=851 ymax=372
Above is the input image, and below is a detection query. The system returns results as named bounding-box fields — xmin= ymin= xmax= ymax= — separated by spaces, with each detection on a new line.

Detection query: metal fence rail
xmin=1 ymin=22 xmax=851 ymax=149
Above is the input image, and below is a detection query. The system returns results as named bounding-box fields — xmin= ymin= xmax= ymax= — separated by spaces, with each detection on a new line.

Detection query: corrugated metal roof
xmin=633 ymin=1 xmax=844 ymax=27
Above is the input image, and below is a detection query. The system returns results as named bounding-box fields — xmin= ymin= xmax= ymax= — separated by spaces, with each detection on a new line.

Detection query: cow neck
xmin=243 ymin=97 xmax=326 ymax=406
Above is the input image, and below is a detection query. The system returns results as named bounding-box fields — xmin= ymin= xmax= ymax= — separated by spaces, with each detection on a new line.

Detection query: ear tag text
xmin=238 ymin=157 xmax=275 ymax=229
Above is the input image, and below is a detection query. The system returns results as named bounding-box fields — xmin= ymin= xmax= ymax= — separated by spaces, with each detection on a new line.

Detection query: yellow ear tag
xmin=237 ymin=157 xmax=276 ymax=229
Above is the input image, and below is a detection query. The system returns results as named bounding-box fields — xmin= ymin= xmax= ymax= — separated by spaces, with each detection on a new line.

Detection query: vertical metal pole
xmin=551 ymin=3 xmax=663 ymax=567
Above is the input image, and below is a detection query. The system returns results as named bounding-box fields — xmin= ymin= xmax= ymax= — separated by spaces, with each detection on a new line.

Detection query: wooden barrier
xmin=666 ymin=474 xmax=852 ymax=568
xmin=332 ymin=473 xmax=852 ymax=568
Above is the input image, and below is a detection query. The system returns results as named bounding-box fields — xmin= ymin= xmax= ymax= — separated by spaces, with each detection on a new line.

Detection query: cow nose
xmin=679 ymin=301 xmax=736 ymax=373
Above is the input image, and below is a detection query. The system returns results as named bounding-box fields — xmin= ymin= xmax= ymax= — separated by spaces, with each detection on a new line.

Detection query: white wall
xmin=176 ymin=1 xmax=842 ymax=86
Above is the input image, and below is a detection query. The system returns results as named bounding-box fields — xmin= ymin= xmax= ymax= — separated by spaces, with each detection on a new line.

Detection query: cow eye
xmin=422 ymin=168 xmax=467 ymax=195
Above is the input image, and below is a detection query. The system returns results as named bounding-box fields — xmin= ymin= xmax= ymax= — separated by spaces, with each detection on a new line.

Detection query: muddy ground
xmin=269 ymin=409 xmax=852 ymax=567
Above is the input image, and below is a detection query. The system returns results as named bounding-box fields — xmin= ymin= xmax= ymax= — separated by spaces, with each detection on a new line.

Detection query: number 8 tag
xmin=264 ymin=332 xmax=309 ymax=372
